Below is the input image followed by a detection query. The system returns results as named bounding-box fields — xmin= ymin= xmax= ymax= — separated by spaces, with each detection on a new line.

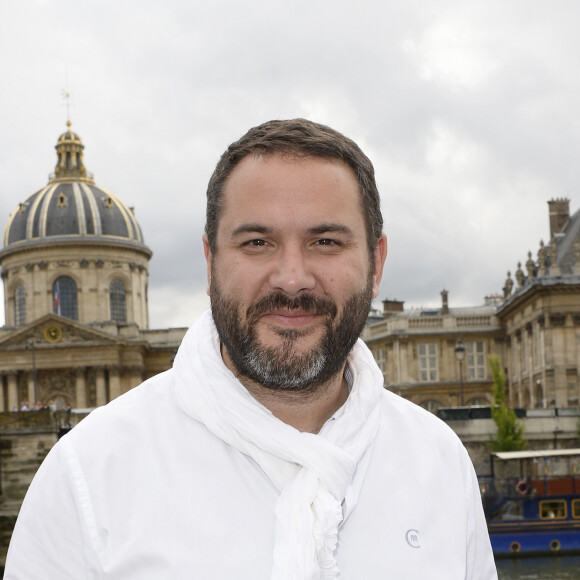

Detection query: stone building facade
xmin=362 ymin=293 xmax=505 ymax=411
xmin=365 ymin=198 xmax=580 ymax=413
xmin=497 ymin=198 xmax=580 ymax=409
xmin=0 ymin=123 xmax=186 ymax=412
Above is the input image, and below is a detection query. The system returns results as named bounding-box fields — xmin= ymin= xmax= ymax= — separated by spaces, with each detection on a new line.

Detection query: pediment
xmin=0 ymin=314 xmax=125 ymax=350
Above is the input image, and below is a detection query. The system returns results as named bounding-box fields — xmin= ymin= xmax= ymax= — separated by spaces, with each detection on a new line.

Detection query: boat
xmin=480 ymin=448 xmax=580 ymax=557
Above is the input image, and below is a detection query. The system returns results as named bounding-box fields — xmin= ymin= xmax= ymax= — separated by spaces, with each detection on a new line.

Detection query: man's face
xmin=204 ymin=154 xmax=387 ymax=391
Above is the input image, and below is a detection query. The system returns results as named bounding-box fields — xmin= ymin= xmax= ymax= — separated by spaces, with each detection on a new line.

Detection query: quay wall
xmin=450 ymin=415 xmax=580 ymax=477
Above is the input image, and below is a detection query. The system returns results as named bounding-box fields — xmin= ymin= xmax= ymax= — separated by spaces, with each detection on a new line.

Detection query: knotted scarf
xmin=172 ymin=310 xmax=383 ymax=580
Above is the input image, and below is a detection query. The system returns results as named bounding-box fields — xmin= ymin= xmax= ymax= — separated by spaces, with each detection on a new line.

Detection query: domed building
xmin=0 ymin=123 xmax=186 ymax=412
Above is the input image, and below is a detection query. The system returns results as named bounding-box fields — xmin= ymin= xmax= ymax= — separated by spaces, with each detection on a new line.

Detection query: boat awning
xmin=493 ymin=449 xmax=580 ymax=461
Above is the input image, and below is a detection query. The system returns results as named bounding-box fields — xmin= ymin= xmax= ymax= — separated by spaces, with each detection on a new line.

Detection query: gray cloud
xmin=1 ymin=0 xmax=579 ymax=326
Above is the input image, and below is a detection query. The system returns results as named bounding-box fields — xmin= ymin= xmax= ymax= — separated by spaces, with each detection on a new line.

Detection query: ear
xmin=202 ymin=233 xmax=212 ymax=296
xmin=371 ymin=234 xmax=388 ymax=299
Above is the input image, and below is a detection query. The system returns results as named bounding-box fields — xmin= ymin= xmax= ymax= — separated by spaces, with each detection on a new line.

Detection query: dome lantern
xmin=50 ymin=121 xmax=94 ymax=184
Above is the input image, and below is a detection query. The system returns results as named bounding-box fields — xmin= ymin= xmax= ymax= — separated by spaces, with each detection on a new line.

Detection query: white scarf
xmin=173 ymin=310 xmax=383 ymax=580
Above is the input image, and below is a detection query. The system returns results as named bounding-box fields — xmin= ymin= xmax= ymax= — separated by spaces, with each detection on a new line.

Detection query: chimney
xmin=548 ymin=198 xmax=570 ymax=236
xmin=382 ymin=299 xmax=404 ymax=317
xmin=441 ymin=289 xmax=449 ymax=314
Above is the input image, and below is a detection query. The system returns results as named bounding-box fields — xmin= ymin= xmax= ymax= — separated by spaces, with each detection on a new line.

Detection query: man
xmin=5 ymin=119 xmax=497 ymax=579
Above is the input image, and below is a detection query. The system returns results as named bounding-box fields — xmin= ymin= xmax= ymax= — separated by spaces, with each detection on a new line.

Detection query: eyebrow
xmin=231 ymin=224 xmax=274 ymax=237
xmin=306 ymin=223 xmax=353 ymax=236
xmin=231 ymin=223 xmax=354 ymax=237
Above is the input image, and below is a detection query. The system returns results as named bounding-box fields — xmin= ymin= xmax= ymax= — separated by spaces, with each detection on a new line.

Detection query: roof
xmin=2 ymin=182 xmax=147 ymax=250
xmin=389 ymin=304 xmax=497 ymax=319
xmin=493 ymin=449 xmax=580 ymax=460
xmin=1 ymin=124 xmax=151 ymax=257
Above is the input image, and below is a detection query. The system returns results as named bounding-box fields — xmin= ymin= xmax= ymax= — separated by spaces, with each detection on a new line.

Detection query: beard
xmin=210 ymin=274 xmax=373 ymax=392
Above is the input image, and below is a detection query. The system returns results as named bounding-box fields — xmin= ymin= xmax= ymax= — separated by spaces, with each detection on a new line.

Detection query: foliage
xmin=488 ymin=355 xmax=527 ymax=452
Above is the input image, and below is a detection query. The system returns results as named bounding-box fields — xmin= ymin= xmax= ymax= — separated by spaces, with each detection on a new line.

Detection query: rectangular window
xmin=512 ymin=340 xmax=520 ymax=379
xmin=15 ymin=285 xmax=26 ymax=327
xmin=418 ymin=343 xmax=438 ymax=382
xmin=539 ymin=500 xmax=567 ymax=520
xmin=572 ymin=499 xmax=580 ymax=519
xmin=534 ymin=327 xmax=542 ymax=368
xmin=374 ymin=348 xmax=386 ymax=377
xmin=466 ymin=341 xmax=486 ymax=380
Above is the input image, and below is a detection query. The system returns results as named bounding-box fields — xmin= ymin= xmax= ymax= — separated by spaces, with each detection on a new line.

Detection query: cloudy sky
xmin=1 ymin=0 xmax=579 ymax=329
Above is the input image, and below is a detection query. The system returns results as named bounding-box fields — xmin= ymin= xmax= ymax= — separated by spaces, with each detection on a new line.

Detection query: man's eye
xmin=243 ymin=239 xmax=269 ymax=248
xmin=317 ymin=239 xmax=337 ymax=246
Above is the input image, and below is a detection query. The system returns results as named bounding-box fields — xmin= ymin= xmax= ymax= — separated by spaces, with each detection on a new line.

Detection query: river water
xmin=496 ymin=556 xmax=580 ymax=579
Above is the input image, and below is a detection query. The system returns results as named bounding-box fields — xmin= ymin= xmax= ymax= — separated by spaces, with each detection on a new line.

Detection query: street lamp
xmin=454 ymin=338 xmax=466 ymax=406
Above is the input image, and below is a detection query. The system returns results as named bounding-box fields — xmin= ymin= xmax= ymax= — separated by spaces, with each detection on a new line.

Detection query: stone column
xmin=7 ymin=371 xmax=19 ymax=411
xmin=109 ymin=367 xmax=121 ymax=401
xmin=95 ymin=367 xmax=107 ymax=407
xmin=554 ymin=368 xmax=568 ymax=408
xmin=27 ymin=372 xmax=36 ymax=407
xmin=75 ymin=368 xmax=87 ymax=409
xmin=552 ymin=324 xmax=568 ymax=407
xmin=127 ymin=367 xmax=144 ymax=393
xmin=0 ymin=375 xmax=6 ymax=412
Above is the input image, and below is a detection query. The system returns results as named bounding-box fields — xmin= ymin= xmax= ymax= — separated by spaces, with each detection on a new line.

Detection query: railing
xmin=408 ymin=317 xmax=442 ymax=328
xmin=364 ymin=314 xmax=499 ymax=339
xmin=457 ymin=316 xmax=493 ymax=327
xmin=48 ymin=171 xmax=94 ymax=182
xmin=0 ymin=409 xmax=88 ymax=431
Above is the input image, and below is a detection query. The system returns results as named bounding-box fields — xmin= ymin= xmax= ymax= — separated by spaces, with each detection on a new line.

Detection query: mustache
xmin=246 ymin=292 xmax=337 ymax=323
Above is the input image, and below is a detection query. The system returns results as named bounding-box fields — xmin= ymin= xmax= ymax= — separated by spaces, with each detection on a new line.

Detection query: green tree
xmin=488 ymin=355 xmax=527 ymax=452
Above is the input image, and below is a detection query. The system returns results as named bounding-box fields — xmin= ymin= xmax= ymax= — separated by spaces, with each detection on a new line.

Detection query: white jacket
xmin=5 ymin=316 xmax=497 ymax=579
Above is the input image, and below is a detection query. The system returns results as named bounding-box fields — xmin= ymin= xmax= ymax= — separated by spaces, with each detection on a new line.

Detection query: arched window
xmin=14 ymin=285 xmax=26 ymax=327
xmin=109 ymin=279 xmax=127 ymax=323
xmin=53 ymin=276 xmax=78 ymax=320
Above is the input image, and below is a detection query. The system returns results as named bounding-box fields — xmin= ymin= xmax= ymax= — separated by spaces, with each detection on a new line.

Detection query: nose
xmin=268 ymin=244 xmax=316 ymax=296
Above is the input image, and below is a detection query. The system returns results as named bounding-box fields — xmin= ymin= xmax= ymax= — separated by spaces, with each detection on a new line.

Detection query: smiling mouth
xmin=262 ymin=310 xmax=323 ymax=328
xmin=246 ymin=292 xmax=338 ymax=326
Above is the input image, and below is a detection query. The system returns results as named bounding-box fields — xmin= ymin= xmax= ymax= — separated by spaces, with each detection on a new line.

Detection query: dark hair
xmin=205 ymin=118 xmax=383 ymax=254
